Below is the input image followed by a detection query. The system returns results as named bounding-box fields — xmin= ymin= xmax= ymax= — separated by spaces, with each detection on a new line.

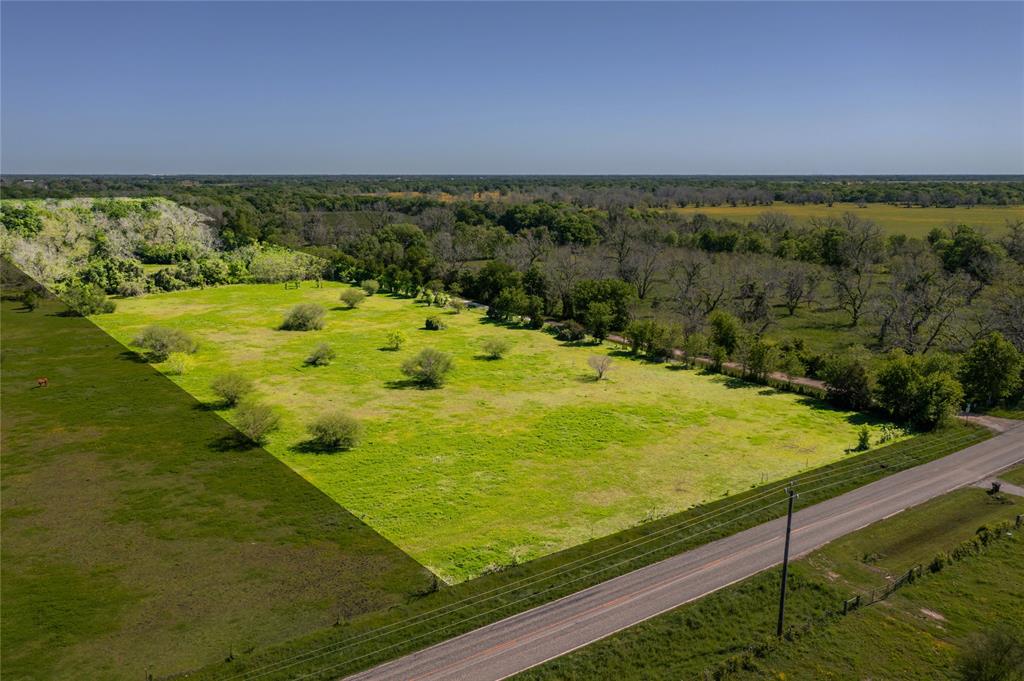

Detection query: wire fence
xmin=208 ymin=428 xmax=988 ymax=681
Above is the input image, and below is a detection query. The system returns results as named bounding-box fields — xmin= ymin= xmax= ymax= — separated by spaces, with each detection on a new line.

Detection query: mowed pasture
xmin=667 ymin=201 xmax=1024 ymax=238
xmin=95 ymin=283 xmax=898 ymax=582
xmin=0 ymin=267 xmax=432 ymax=681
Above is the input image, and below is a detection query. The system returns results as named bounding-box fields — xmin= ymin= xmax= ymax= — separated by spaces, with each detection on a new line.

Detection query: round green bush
xmin=307 ymin=411 xmax=363 ymax=451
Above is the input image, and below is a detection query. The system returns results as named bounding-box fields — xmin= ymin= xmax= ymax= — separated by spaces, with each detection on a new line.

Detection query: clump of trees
xmin=132 ymin=325 xmax=198 ymax=362
xmin=401 ymin=348 xmax=453 ymax=387
xmin=307 ymin=411 xmax=363 ymax=451
xmin=305 ymin=343 xmax=336 ymax=367
xmin=211 ymin=373 xmax=254 ymax=407
xmin=280 ymin=303 xmax=325 ymax=330
xmin=339 ymin=288 xmax=366 ymax=308
xmin=234 ymin=400 xmax=280 ymax=445
xmin=482 ymin=337 xmax=511 ymax=360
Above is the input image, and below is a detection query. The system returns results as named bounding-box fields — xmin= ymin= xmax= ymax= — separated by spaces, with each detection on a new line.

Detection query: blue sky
xmin=2 ymin=1 xmax=1022 ymax=174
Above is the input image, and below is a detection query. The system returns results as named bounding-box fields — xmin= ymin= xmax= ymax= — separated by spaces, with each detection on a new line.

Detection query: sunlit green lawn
xmin=95 ymin=282 xmax=899 ymax=582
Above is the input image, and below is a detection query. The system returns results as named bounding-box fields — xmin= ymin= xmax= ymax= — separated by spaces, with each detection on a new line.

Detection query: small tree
xmin=360 ymin=279 xmax=380 ymax=296
xmin=821 ymin=352 xmax=874 ymax=411
xmin=856 ymin=426 xmax=871 ymax=451
xmin=280 ymin=303 xmax=325 ymax=331
xmin=307 ymin=411 xmax=363 ymax=451
xmin=425 ymin=316 xmax=447 ymax=331
xmin=448 ymin=299 xmax=466 ymax=314
xmin=708 ymin=311 xmax=741 ymax=357
xmin=401 ymin=348 xmax=453 ymax=387
xmin=133 ymin=325 xmax=198 ymax=362
xmin=21 ymin=289 xmax=40 ymax=311
xmin=960 ymin=332 xmax=1023 ymax=408
xmin=482 ymin=337 xmax=512 ymax=360
xmin=340 ymin=288 xmax=367 ymax=309
xmin=588 ymin=355 xmax=613 ymax=380
xmin=584 ymin=302 xmax=613 ymax=343
xmin=234 ymin=400 xmax=280 ymax=445
xmin=305 ymin=343 xmax=336 ymax=366
xmin=211 ymin=373 xmax=254 ymax=407
xmin=384 ymin=330 xmax=407 ymax=351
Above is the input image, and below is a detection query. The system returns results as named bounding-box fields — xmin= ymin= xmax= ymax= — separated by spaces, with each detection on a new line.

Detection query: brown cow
xmin=36 ymin=377 xmax=48 ymax=388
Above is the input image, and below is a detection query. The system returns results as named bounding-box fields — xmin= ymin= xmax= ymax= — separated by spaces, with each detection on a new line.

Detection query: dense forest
xmin=3 ymin=175 xmax=1023 ymax=426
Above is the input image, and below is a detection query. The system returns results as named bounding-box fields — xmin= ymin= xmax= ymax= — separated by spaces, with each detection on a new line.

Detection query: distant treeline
xmin=3 ymin=174 xmax=1023 ymax=210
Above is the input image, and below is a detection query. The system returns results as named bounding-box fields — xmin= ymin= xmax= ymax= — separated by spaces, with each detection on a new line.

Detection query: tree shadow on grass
xmin=384 ymin=378 xmax=440 ymax=390
xmin=288 ymin=440 xmax=350 ymax=455
xmin=118 ymin=350 xmax=148 ymax=364
xmin=330 ymin=306 xmax=360 ymax=312
xmin=209 ymin=433 xmax=260 ymax=452
xmin=795 ymin=395 xmax=877 ymax=426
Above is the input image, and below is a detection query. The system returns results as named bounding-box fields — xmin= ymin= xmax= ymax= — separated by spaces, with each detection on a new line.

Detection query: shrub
xmin=132 ymin=325 xmax=197 ymax=361
xmin=280 ymin=303 xmax=325 ymax=330
xmin=305 ymin=343 xmax=336 ymax=367
xmin=163 ymin=352 xmax=194 ymax=376
xmin=117 ymin=279 xmax=146 ymax=297
xmin=588 ymin=355 xmax=613 ymax=380
xmin=340 ymin=288 xmax=367 ymax=309
xmin=956 ymin=626 xmax=1024 ymax=681
xmin=482 ymin=337 xmax=511 ymax=359
xmin=62 ymin=283 xmax=115 ymax=316
xmin=211 ymin=373 xmax=255 ymax=407
xmin=360 ymin=279 xmax=380 ymax=296
xmin=556 ymin=320 xmax=586 ymax=342
xmin=401 ymin=348 xmax=453 ymax=387
xmin=234 ymin=400 xmax=280 ymax=445
xmin=384 ymin=330 xmax=407 ymax=351
xmin=448 ymin=299 xmax=466 ymax=314
xmin=307 ymin=411 xmax=363 ymax=451
xmin=425 ymin=316 xmax=447 ymax=331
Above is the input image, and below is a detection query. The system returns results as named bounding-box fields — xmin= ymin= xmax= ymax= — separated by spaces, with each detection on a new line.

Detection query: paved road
xmin=345 ymin=423 xmax=1024 ymax=681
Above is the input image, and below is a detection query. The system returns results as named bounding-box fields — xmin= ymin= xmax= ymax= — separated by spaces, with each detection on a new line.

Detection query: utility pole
xmin=776 ymin=485 xmax=797 ymax=637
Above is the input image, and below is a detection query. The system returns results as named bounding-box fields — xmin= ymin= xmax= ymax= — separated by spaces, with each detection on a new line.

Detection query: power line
xmin=226 ymin=430 xmax=982 ymax=681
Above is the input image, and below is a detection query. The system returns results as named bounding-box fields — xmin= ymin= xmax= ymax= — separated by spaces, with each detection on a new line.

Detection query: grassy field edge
xmin=187 ymin=423 xmax=991 ymax=681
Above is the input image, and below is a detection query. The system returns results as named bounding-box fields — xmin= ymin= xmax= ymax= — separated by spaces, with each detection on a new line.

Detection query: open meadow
xmin=668 ymin=201 xmax=1024 ymax=238
xmin=94 ymin=282 xmax=900 ymax=582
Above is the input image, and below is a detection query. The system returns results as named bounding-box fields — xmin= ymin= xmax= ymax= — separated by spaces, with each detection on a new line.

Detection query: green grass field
xmin=0 ymin=265 xmax=432 ymax=681
xmin=517 ymin=487 xmax=1023 ymax=681
xmin=667 ymin=201 xmax=1024 ymax=238
xmin=92 ymin=282 xmax=897 ymax=582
